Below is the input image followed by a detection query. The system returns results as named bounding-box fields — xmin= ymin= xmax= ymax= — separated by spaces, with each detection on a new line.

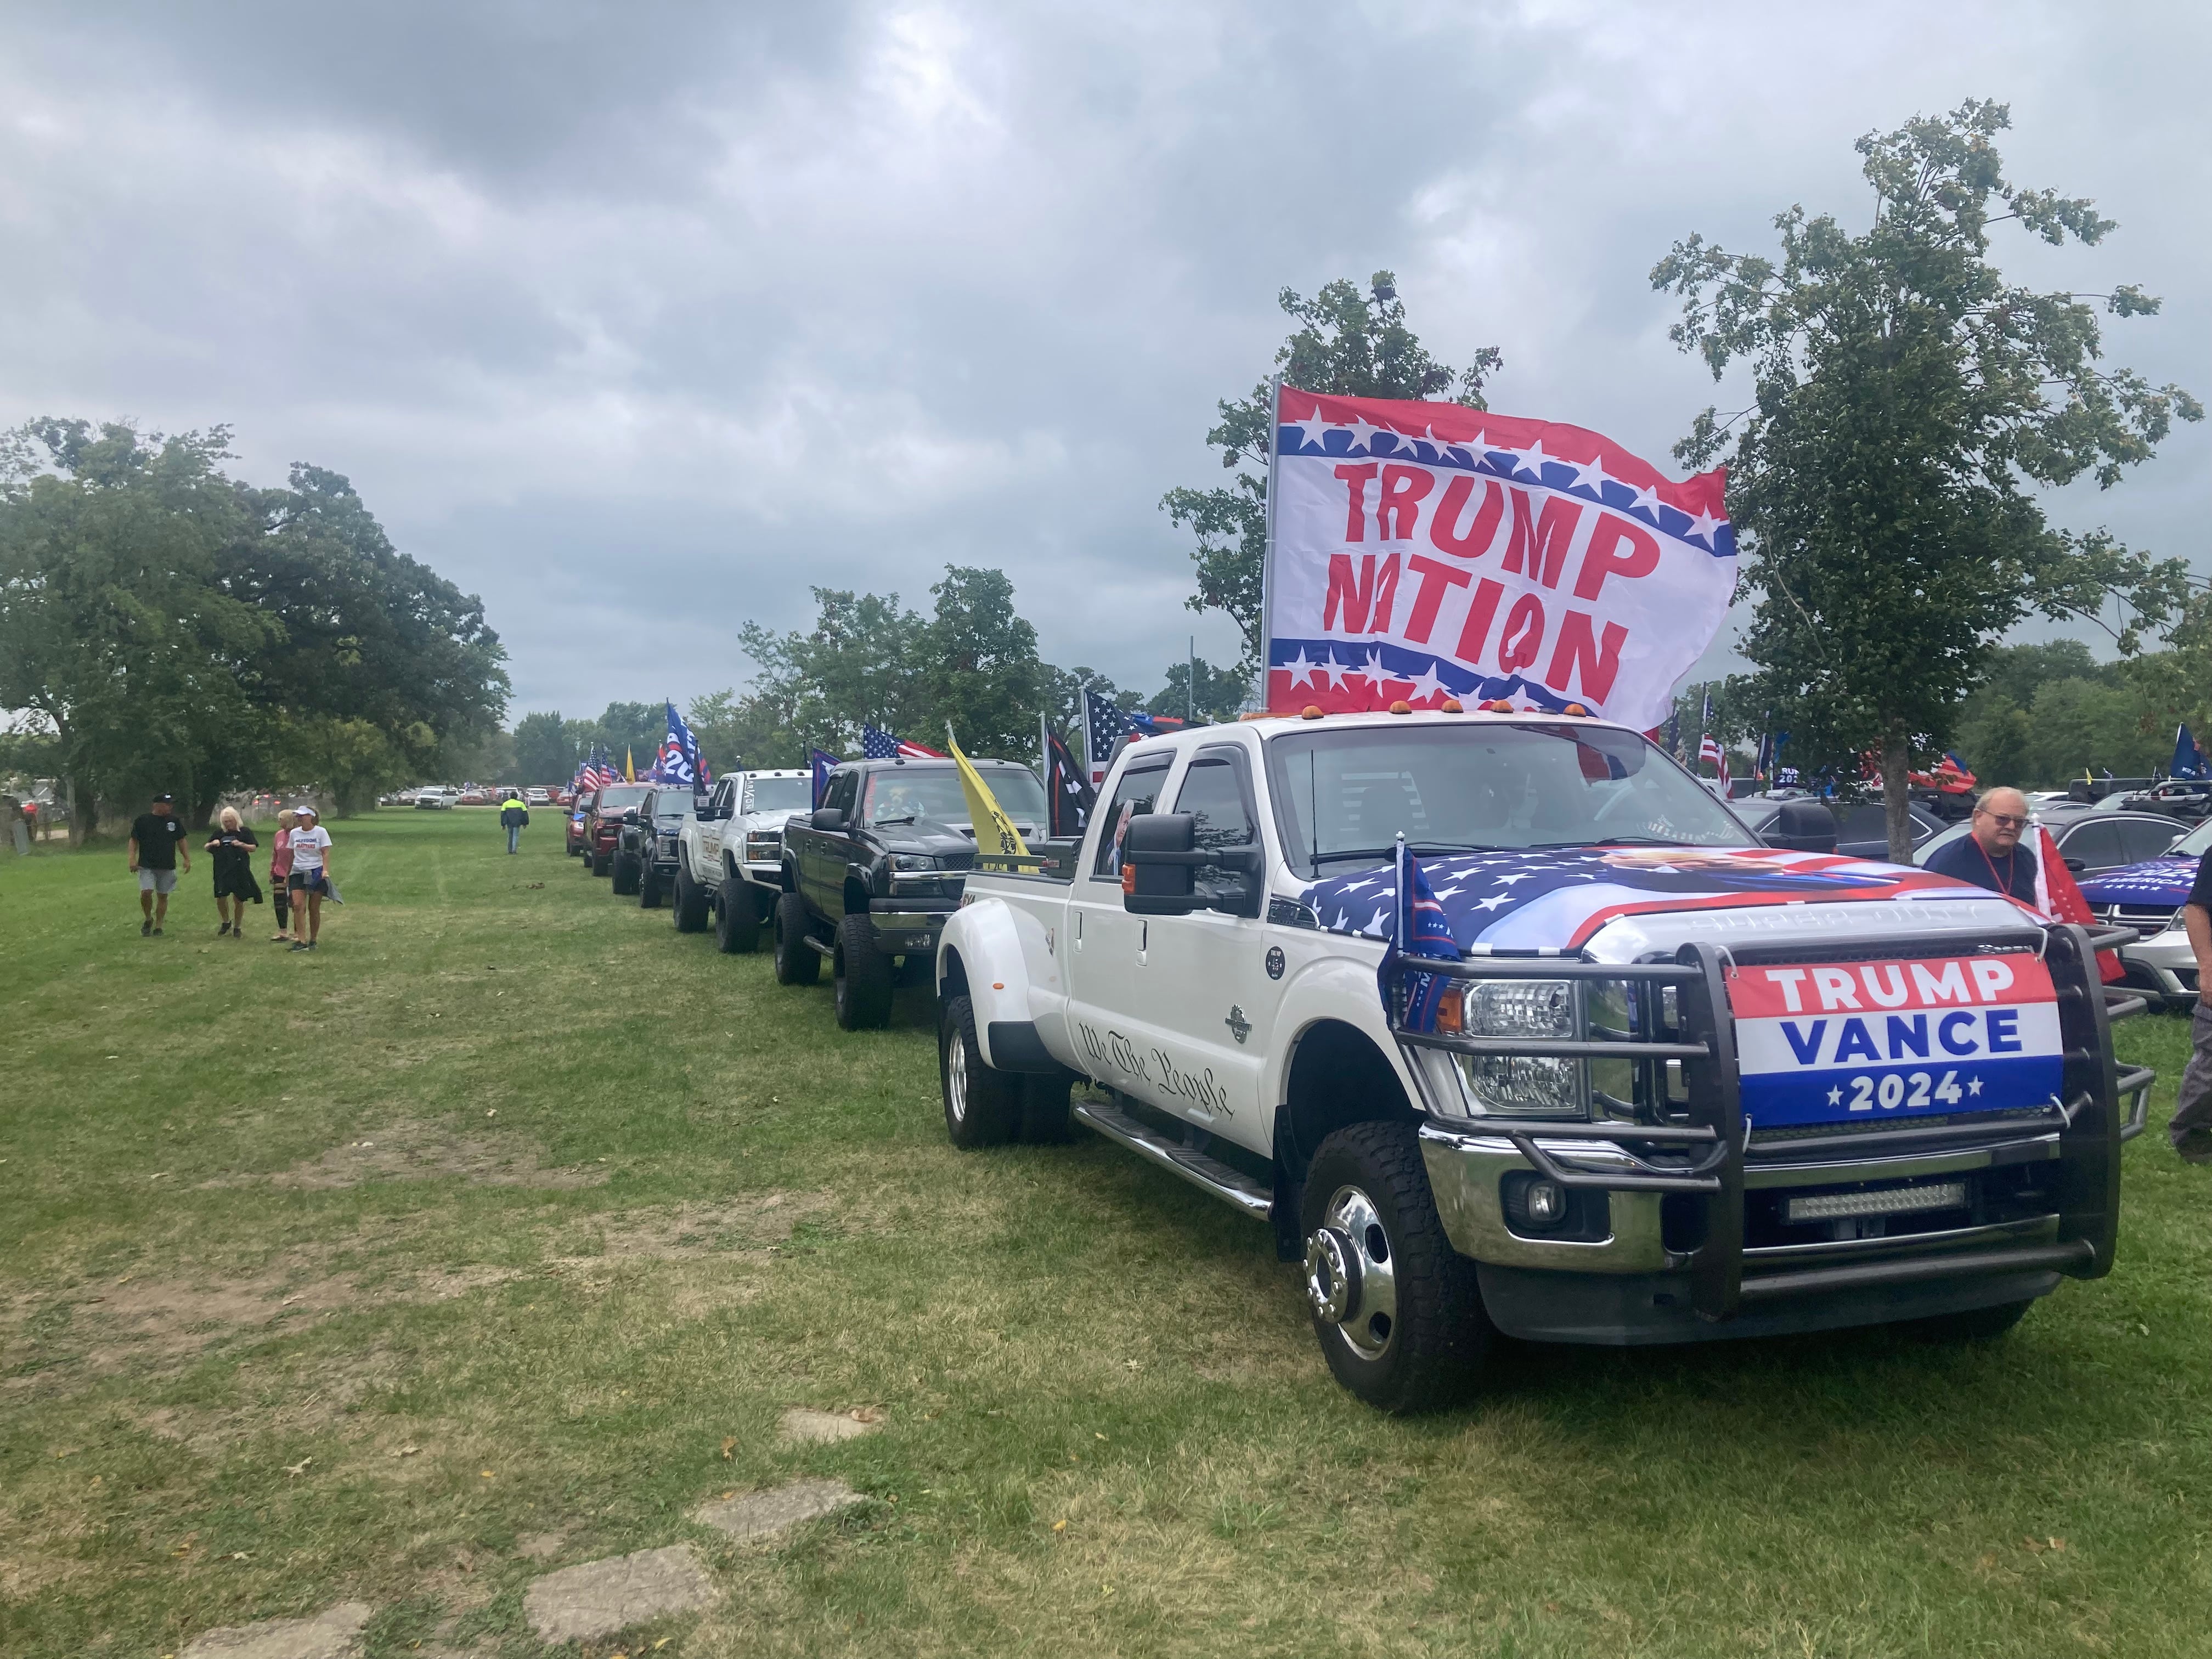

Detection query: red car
xmin=579 ymin=784 xmax=656 ymax=876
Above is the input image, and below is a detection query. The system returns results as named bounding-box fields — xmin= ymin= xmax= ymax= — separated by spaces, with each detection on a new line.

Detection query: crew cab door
xmin=805 ymin=770 xmax=859 ymax=912
xmin=1064 ymin=752 xmax=1174 ymax=1093
xmin=1122 ymin=742 xmax=1281 ymax=1152
xmin=698 ymin=776 xmax=736 ymax=871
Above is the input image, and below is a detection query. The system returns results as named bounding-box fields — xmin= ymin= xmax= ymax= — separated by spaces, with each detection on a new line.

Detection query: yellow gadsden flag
xmin=947 ymin=728 xmax=1031 ymax=872
xmin=624 ymin=747 xmax=636 ymax=782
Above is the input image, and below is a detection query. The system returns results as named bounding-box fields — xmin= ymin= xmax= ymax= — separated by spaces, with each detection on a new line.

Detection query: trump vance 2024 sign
xmin=1263 ymin=387 xmax=1734 ymax=730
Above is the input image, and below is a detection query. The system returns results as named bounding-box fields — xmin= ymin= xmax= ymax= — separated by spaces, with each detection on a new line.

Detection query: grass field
xmin=4 ymin=809 xmax=2211 ymax=1658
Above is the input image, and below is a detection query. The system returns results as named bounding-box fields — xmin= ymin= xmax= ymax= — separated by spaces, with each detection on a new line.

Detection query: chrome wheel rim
xmin=1313 ymin=1185 xmax=1397 ymax=1359
xmin=945 ymin=1028 xmax=969 ymax=1124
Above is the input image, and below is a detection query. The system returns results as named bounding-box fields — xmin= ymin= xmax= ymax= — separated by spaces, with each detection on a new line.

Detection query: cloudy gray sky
xmin=3 ymin=1 xmax=2203 ymax=721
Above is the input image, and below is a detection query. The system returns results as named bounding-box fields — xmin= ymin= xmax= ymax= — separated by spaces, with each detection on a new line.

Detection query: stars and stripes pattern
xmin=862 ymin=724 xmax=944 ymax=760
xmin=1081 ymin=691 xmax=1181 ymax=786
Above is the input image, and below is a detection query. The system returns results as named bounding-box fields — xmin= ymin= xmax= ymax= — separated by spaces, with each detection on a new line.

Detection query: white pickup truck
xmin=672 ymin=769 xmax=814 ymax=949
xmin=934 ymin=708 xmax=2152 ymax=1411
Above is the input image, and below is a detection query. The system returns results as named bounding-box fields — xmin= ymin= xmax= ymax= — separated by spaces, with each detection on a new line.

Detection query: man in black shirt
xmin=1922 ymin=787 xmax=2038 ymax=901
xmin=127 ymin=793 xmax=191 ymax=936
xmin=2168 ymin=849 xmax=2212 ymax=1164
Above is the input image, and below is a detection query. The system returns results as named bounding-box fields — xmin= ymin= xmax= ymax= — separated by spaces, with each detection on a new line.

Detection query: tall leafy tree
xmin=0 ymin=421 xmax=268 ymax=837
xmin=1148 ymin=655 xmax=1249 ymax=725
xmin=512 ymin=711 xmax=575 ymax=786
xmin=919 ymin=565 xmax=1050 ymax=756
xmin=1654 ymin=101 xmax=2200 ymax=858
xmin=1164 ymin=273 xmax=1502 ymax=673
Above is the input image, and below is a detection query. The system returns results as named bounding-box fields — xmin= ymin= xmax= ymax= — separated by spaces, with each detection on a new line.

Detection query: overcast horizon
xmin=4 ymin=1 xmax=2204 ymax=724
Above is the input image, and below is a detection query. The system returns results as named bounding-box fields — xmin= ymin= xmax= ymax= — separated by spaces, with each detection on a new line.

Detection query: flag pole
xmin=1260 ymin=373 xmax=1283 ymax=712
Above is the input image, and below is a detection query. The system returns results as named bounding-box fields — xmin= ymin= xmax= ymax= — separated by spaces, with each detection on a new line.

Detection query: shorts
xmin=289 ymin=870 xmax=329 ymax=895
xmin=138 ymin=867 xmax=177 ymax=895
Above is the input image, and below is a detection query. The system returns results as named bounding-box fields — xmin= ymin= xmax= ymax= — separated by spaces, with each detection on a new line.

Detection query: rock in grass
xmin=179 ymin=1601 xmax=372 ymax=1659
xmin=693 ymin=1477 xmax=864 ymax=1542
xmin=778 ymin=1406 xmax=881 ymax=1443
xmin=521 ymin=1544 xmax=715 ymax=1643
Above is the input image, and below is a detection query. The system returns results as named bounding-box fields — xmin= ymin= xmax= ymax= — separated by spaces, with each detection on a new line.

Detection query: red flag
xmin=2033 ymin=824 xmax=2123 ymax=983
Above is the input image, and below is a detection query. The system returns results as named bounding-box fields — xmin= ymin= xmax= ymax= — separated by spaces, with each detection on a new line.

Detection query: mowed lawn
xmin=4 ymin=811 xmax=2211 ymax=1659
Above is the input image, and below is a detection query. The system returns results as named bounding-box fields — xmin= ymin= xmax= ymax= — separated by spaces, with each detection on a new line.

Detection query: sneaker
xmin=151 ymin=927 xmax=163 ymax=936
xmin=2174 ymin=1130 xmax=2212 ymax=1166
xmin=218 ymin=922 xmax=230 ymax=936
xmin=142 ymin=920 xmax=151 ymax=937
xmin=290 ymin=940 xmax=311 ymax=952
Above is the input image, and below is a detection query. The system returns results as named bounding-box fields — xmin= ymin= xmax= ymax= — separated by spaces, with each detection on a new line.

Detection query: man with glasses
xmin=1923 ymin=787 xmax=2038 ymax=902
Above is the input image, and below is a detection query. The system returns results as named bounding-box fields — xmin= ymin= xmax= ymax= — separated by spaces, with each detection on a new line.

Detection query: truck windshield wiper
xmin=871 ymin=813 xmax=918 ymax=825
xmin=1530 ymin=835 xmax=1684 ymax=849
xmin=1309 ymin=842 xmax=1496 ymax=867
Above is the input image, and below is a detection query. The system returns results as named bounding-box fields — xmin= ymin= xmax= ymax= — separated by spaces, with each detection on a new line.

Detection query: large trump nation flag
xmin=1263 ymin=388 xmax=1734 ymax=730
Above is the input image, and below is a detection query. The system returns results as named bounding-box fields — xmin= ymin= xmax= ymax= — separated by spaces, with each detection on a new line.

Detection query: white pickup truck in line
xmin=671 ymin=769 xmax=814 ymax=949
xmin=934 ymin=707 xmax=2151 ymax=1411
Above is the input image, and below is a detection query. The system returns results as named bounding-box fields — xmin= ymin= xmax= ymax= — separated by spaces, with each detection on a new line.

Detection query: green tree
xmin=737 ymin=591 xmax=926 ymax=757
xmin=0 ymin=421 xmax=269 ymax=838
xmin=590 ymin=702 xmax=664 ymax=778
xmin=1654 ymin=101 xmax=2201 ymax=859
xmin=1147 ymin=656 xmax=1249 ymax=724
xmin=921 ymin=566 xmax=1049 ymax=757
xmin=1041 ymin=665 xmax=1131 ymax=742
xmin=512 ymin=711 xmax=575 ymax=786
xmin=685 ymin=688 xmax=804 ymax=773
xmin=1163 ymin=273 xmax=1502 ymax=673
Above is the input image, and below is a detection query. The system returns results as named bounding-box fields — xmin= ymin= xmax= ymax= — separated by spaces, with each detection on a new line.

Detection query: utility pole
xmin=1188 ymin=635 xmax=1195 ymax=724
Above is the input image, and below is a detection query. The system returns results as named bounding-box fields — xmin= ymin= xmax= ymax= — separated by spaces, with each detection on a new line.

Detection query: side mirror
xmin=2064 ymin=857 xmax=2086 ymax=873
xmin=1206 ymin=845 xmax=1266 ymax=919
xmin=622 ymin=808 xmax=640 ymax=823
xmin=811 ymin=806 xmax=846 ymax=831
xmin=1121 ymin=812 xmax=1201 ymax=916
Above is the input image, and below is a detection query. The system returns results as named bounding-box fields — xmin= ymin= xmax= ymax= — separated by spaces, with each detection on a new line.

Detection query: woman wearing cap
xmin=287 ymin=806 xmax=334 ymax=952
xmin=204 ymin=807 xmax=262 ymax=936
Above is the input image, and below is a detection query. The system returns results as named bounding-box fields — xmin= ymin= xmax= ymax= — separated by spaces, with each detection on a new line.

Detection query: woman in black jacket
xmin=205 ymin=807 xmax=263 ymax=936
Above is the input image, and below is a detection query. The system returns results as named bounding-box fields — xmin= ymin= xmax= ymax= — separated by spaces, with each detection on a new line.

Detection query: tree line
xmin=0 ymin=421 xmax=509 ymax=834
xmin=512 ymin=567 xmax=1249 ymax=785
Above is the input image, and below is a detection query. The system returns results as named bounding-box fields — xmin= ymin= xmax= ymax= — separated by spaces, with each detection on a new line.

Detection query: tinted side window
xmin=2059 ymin=821 xmax=2121 ymax=869
xmin=1172 ymin=748 xmax=1257 ymax=900
xmin=827 ymin=771 xmax=859 ymax=816
xmin=1092 ymin=762 xmax=1171 ymax=878
xmin=2119 ymin=819 xmax=2182 ymax=863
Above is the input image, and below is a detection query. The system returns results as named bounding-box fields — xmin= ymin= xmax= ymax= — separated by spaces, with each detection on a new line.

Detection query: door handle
xmin=1138 ymin=919 xmax=1148 ymax=966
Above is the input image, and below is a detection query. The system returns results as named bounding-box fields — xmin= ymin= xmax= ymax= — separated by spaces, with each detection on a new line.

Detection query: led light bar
xmin=1785 ymin=1182 xmax=1967 ymax=1224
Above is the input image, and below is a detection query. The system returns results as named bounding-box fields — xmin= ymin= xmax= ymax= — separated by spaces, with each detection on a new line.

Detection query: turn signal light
xmin=1435 ymin=986 xmax=1465 ymax=1034
xmin=1121 ymin=862 xmax=1137 ymax=895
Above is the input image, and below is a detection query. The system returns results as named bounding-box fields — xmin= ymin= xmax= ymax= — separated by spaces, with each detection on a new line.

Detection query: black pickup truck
xmin=774 ymin=757 xmax=1052 ymax=1030
xmin=613 ymin=785 xmax=697 ymax=904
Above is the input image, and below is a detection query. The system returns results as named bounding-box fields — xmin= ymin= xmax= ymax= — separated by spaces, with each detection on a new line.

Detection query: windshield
xmin=1265 ymin=723 xmax=1754 ymax=876
xmin=651 ymin=796 xmax=695 ymax=819
xmin=2167 ymin=819 xmax=2212 ymax=858
xmin=859 ymin=767 xmax=1047 ymax=828
xmin=596 ymin=786 xmax=653 ymax=810
xmin=746 ymin=777 xmax=812 ymax=813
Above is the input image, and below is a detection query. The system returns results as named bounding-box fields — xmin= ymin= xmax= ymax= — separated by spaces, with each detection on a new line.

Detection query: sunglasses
xmin=1978 ymin=811 xmax=2028 ymax=829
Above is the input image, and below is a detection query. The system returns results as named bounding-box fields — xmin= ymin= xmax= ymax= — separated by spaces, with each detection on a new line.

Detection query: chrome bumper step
xmin=1073 ymin=1101 xmax=1273 ymax=1220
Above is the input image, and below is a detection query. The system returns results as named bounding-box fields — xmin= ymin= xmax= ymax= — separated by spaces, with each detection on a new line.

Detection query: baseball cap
xmin=153 ymin=792 xmax=174 ymax=804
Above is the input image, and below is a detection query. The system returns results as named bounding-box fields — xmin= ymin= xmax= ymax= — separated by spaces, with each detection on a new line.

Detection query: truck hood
xmin=2078 ymin=855 xmax=2198 ymax=907
xmin=1300 ymin=845 xmax=2029 ymax=956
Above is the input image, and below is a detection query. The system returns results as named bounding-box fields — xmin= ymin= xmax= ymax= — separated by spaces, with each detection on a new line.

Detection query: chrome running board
xmin=1073 ymin=1101 xmax=1273 ymax=1221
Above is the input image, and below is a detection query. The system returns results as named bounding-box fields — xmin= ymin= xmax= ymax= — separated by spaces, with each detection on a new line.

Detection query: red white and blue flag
xmin=862 ymin=724 xmax=944 ymax=760
xmin=1264 ymin=388 xmax=1733 ymax=727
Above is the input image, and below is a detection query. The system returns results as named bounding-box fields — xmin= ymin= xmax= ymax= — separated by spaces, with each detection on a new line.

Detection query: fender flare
xmin=938 ymin=899 xmax=1058 ymax=1073
xmin=1261 ymin=949 xmax=1424 ymax=1128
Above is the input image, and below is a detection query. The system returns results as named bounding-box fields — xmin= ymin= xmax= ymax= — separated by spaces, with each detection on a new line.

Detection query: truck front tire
xmin=637 ymin=861 xmax=663 ymax=908
xmin=716 ymin=879 xmax=761 ymax=953
xmin=672 ymin=865 xmax=709 ymax=933
xmin=612 ymin=853 xmax=640 ymax=896
xmin=940 ymin=995 xmax=1019 ymax=1147
xmin=1300 ymin=1121 xmax=1489 ymax=1413
xmin=591 ymin=847 xmax=610 ymax=877
xmin=772 ymin=891 xmax=819 ymax=985
xmin=833 ymin=913 xmax=895 ymax=1030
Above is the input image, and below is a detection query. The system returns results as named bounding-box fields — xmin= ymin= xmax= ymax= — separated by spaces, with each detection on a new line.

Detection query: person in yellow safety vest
xmin=499 ymin=793 xmax=530 ymax=854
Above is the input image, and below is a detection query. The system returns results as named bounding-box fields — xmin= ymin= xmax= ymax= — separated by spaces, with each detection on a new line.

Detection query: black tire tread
xmin=773 ymin=890 xmax=819 ymax=986
xmin=1302 ymin=1119 xmax=1488 ymax=1413
xmin=716 ymin=876 xmax=761 ymax=954
xmin=940 ymin=995 xmax=1019 ymax=1148
xmin=834 ymin=912 xmax=895 ymax=1030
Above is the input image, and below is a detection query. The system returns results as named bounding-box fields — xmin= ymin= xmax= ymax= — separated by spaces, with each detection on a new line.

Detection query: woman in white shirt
xmin=287 ymin=806 xmax=334 ymax=952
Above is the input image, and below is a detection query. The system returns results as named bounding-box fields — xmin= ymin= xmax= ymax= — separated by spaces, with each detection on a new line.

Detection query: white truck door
xmin=1063 ymin=752 xmax=1175 ymax=1092
xmin=1122 ymin=742 xmax=1282 ymax=1149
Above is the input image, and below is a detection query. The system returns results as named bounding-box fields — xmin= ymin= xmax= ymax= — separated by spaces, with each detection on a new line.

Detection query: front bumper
xmin=1391 ymin=928 xmax=2148 ymax=1344
xmin=2115 ymin=928 xmax=2199 ymax=1008
xmin=865 ymin=900 xmax=955 ymax=953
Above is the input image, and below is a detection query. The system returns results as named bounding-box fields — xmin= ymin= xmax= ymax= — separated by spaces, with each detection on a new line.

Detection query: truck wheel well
xmin=844 ymin=878 xmax=872 ymax=917
xmin=1278 ymin=1020 xmax=1416 ymax=1184
xmin=939 ymin=948 xmax=968 ymax=998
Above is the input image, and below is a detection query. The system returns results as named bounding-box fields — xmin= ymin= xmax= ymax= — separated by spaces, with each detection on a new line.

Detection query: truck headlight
xmin=744 ymin=832 xmax=782 ymax=860
xmin=1453 ymin=978 xmax=1579 ymax=1118
xmin=890 ymin=854 xmax=940 ymax=871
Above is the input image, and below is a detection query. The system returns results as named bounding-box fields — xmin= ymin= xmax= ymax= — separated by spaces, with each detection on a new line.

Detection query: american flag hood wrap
xmin=2078 ymin=855 xmax=2199 ymax=909
xmin=1312 ymin=847 xmax=2066 ymax=1128
xmin=1301 ymin=846 xmax=2011 ymax=955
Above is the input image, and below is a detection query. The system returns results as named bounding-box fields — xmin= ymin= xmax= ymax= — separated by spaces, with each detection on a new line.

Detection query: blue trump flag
xmin=809 ymin=748 xmax=840 ymax=808
xmin=1379 ymin=839 xmax=1461 ymax=1031
xmin=2174 ymin=724 xmax=2207 ymax=781
xmin=651 ymin=700 xmax=705 ymax=787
